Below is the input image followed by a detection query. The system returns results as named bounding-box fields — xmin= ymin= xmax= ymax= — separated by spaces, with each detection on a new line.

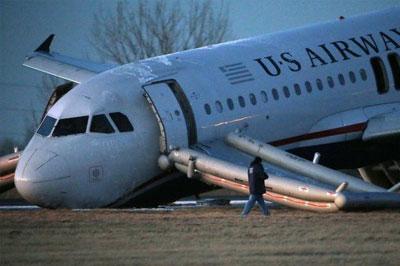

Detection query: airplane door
xmin=143 ymin=83 xmax=189 ymax=153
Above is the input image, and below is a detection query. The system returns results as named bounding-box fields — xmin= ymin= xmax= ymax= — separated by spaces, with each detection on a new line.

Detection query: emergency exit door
xmin=143 ymin=83 xmax=189 ymax=153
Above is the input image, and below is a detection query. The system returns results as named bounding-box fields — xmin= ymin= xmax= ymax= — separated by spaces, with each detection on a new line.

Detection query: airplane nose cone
xmin=15 ymin=149 xmax=71 ymax=208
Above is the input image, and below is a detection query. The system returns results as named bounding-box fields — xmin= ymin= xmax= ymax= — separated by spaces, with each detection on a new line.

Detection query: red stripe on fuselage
xmin=269 ymin=122 xmax=367 ymax=147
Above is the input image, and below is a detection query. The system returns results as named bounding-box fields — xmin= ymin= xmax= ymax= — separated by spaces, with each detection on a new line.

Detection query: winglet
xmin=35 ymin=34 xmax=55 ymax=53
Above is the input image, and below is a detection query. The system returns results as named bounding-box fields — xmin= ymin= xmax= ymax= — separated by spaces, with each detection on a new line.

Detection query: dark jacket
xmin=248 ymin=162 xmax=268 ymax=195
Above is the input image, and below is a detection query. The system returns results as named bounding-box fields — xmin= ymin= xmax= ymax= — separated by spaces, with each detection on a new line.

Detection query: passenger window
xmin=305 ymin=81 xmax=312 ymax=93
xmin=53 ymin=116 xmax=88 ymax=137
xmin=272 ymin=89 xmax=279 ymax=100
xmin=338 ymin=74 xmax=345 ymax=86
xmin=349 ymin=71 xmax=356 ymax=83
xmin=370 ymin=57 xmax=389 ymax=94
xmin=109 ymin=112 xmax=134 ymax=132
xmin=238 ymin=96 xmax=246 ymax=107
xmin=283 ymin=86 xmax=290 ymax=98
xmin=204 ymin=104 xmax=211 ymax=115
xmin=215 ymin=101 xmax=223 ymax=113
xmin=294 ymin=84 xmax=301 ymax=95
xmin=37 ymin=116 xmax=57 ymax=137
xmin=260 ymin=90 xmax=268 ymax=102
xmin=388 ymin=53 xmax=400 ymax=90
xmin=360 ymin=68 xmax=368 ymax=81
xmin=227 ymin=98 xmax=234 ymax=110
xmin=249 ymin=93 xmax=257 ymax=105
xmin=316 ymin=79 xmax=323 ymax=90
xmin=327 ymin=76 xmax=334 ymax=88
xmin=90 ymin=114 xmax=114 ymax=134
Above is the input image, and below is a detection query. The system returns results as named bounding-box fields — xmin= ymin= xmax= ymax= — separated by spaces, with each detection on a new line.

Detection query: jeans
xmin=241 ymin=194 xmax=269 ymax=216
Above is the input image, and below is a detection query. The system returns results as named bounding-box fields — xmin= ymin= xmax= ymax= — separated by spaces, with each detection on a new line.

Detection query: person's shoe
xmin=263 ymin=212 xmax=270 ymax=216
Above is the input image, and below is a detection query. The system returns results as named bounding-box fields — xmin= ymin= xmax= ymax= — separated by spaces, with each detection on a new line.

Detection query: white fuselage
xmin=14 ymin=7 xmax=400 ymax=208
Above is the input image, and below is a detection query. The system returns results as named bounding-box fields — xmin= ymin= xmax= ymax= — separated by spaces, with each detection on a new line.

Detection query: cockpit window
xmin=37 ymin=116 xmax=57 ymax=137
xmin=53 ymin=116 xmax=88 ymax=137
xmin=109 ymin=112 xmax=134 ymax=132
xmin=90 ymin=114 xmax=115 ymax=134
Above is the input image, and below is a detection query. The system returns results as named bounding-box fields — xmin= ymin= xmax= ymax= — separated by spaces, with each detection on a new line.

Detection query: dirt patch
xmin=1 ymin=207 xmax=400 ymax=265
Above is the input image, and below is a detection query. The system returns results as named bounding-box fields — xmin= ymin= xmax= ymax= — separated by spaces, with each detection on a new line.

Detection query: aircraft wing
xmin=23 ymin=34 xmax=117 ymax=83
xmin=362 ymin=110 xmax=400 ymax=141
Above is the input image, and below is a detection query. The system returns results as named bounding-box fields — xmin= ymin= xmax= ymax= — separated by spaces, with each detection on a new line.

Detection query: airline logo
xmin=254 ymin=27 xmax=400 ymax=77
xmin=219 ymin=62 xmax=255 ymax=85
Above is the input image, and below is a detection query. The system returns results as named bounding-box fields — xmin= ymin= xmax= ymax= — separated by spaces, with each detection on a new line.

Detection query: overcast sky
xmin=1 ymin=0 xmax=399 ymax=146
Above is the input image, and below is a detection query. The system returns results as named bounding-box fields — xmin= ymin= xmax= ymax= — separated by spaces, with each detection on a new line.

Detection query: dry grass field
xmin=1 ymin=206 xmax=400 ymax=265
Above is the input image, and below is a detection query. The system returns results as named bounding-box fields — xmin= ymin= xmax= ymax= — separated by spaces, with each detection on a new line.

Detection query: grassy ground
xmin=1 ymin=207 xmax=400 ymax=265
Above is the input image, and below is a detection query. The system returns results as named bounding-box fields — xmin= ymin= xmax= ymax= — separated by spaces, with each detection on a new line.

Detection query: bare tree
xmin=90 ymin=0 xmax=231 ymax=64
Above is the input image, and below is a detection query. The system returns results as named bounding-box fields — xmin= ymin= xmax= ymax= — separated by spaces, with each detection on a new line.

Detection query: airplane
xmin=1 ymin=7 xmax=400 ymax=211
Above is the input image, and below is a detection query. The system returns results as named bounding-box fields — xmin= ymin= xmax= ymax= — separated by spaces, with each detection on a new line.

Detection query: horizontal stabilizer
xmin=23 ymin=35 xmax=117 ymax=83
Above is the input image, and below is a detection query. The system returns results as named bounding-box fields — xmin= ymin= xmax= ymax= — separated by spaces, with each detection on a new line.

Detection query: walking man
xmin=241 ymin=156 xmax=270 ymax=217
